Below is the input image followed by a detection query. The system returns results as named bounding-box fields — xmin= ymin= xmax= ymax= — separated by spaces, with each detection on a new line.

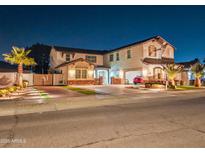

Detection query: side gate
xmin=33 ymin=74 xmax=53 ymax=86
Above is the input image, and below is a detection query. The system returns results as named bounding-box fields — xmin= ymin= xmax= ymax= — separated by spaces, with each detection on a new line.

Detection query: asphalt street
xmin=0 ymin=91 xmax=205 ymax=148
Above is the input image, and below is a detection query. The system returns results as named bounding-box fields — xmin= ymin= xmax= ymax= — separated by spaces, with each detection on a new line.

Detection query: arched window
xmin=148 ymin=45 xmax=157 ymax=57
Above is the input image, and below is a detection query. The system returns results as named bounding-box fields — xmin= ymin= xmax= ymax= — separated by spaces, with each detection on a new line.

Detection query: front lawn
xmin=65 ymin=86 xmax=97 ymax=95
xmin=39 ymin=91 xmax=50 ymax=99
xmin=173 ymin=86 xmax=205 ymax=91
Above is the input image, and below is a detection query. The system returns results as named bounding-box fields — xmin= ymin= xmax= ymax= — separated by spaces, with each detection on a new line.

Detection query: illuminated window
xmin=75 ymin=69 xmax=87 ymax=79
xmin=75 ymin=70 xmax=81 ymax=79
xmin=82 ymin=70 xmax=87 ymax=79
xmin=148 ymin=45 xmax=157 ymax=57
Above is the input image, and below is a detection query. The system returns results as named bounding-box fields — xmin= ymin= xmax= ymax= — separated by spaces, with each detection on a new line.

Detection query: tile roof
xmin=53 ymin=35 xmax=175 ymax=55
xmin=176 ymin=58 xmax=199 ymax=68
xmin=55 ymin=58 xmax=95 ymax=69
xmin=142 ymin=57 xmax=174 ymax=64
xmin=109 ymin=35 xmax=175 ymax=52
xmin=53 ymin=46 xmax=109 ymax=55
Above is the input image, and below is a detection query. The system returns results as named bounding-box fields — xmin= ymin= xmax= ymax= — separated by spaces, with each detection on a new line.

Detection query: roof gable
xmin=110 ymin=36 xmax=175 ymax=52
xmin=55 ymin=58 xmax=95 ymax=69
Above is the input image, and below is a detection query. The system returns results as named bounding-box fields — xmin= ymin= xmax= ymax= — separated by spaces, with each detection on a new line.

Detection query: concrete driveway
xmin=34 ymin=86 xmax=84 ymax=98
xmin=75 ymin=85 xmax=159 ymax=96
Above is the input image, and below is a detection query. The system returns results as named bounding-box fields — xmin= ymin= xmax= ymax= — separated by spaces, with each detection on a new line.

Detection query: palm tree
xmin=162 ymin=64 xmax=184 ymax=88
xmin=191 ymin=62 xmax=205 ymax=87
xmin=3 ymin=47 xmax=36 ymax=87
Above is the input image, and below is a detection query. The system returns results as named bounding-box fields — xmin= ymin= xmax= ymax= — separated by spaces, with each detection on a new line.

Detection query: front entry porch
xmin=95 ymin=67 xmax=109 ymax=85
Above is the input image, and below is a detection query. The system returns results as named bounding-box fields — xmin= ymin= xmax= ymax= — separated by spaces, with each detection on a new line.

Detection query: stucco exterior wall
xmin=103 ymin=44 xmax=144 ymax=70
xmin=22 ymin=73 xmax=34 ymax=86
xmin=142 ymin=40 xmax=174 ymax=59
xmin=0 ymin=72 xmax=17 ymax=88
xmin=162 ymin=45 xmax=174 ymax=59
xmin=60 ymin=65 xmax=68 ymax=84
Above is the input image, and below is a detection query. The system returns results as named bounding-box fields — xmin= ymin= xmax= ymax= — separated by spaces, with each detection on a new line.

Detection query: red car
xmin=133 ymin=76 xmax=144 ymax=84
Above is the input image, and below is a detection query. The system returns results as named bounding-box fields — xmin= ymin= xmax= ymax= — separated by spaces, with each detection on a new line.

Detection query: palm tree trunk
xmin=171 ymin=79 xmax=176 ymax=89
xmin=195 ymin=77 xmax=201 ymax=87
xmin=17 ymin=63 xmax=23 ymax=87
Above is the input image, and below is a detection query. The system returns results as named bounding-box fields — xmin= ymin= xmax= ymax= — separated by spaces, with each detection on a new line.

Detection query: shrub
xmin=23 ymin=80 xmax=29 ymax=88
xmin=0 ymin=89 xmax=10 ymax=97
xmin=7 ymin=86 xmax=17 ymax=93
xmin=0 ymin=86 xmax=18 ymax=97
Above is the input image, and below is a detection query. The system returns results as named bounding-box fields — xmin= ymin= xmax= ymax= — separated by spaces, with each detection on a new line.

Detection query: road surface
xmin=0 ymin=91 xmax=205 ymax=147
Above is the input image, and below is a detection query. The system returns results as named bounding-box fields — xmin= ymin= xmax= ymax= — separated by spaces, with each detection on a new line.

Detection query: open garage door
xmin=125 ymin=71 xmax=142 ymax=84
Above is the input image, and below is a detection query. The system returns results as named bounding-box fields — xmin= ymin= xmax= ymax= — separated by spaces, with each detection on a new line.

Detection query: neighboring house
xmin=50 ymin=35 xmax=175 ymax=85
xmin=176 ymin=59 xmax=203 ymax=85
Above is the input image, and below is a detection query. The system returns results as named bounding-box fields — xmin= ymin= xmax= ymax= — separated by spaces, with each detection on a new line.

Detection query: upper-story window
xmin=110 ymin=54 xmax=114 ymax=62
xmin=148 ymin=45 xmax=157 ymax=57
xmin=127 ymin=50 xmax=131 ymax=59
xmin=86 ymin=55 xmax=97 ymax=63
xmin=116 ymin=52 xmax=119 ymax=61
xmin=66 ymin=53 xmax=71 ymax=61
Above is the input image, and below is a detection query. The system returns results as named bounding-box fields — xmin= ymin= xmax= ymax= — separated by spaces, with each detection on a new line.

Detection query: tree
xmin=28 ymin=43 xmax=51 ymax=74
xmin=162 ymin=64 xmax=184 ymax=88
xmin=3 ymin=47 xmax=36 ymax=87
xmin=191 ymin=62 xmax=205 ymax=87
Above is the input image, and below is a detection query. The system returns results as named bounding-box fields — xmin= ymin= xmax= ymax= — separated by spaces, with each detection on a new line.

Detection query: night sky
xmin=0 ymin=6 xmax=205 ymax=62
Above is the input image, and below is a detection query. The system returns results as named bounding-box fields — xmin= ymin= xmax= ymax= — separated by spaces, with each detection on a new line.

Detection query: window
xmin=82 ymin=70 xmax=87 ymax=79
xmin=75 ymin=69 xmax=87 ymax=79
xmin=66 ymin=53 xmax=71 ymax=61
xmin=86 ymin=55 xmax=97 ymax=63
xmin=116 ymin=52 xmax=119 ymax=61
xmin=127 ymin=50 xmax=131 ymax=59
xmin=75 ymin=70 xmax=81 ymax=79
xmin=148 ymin=45 xmax=157 ymax=57
xmin=110 ymin=54 xmax=114 ymax=62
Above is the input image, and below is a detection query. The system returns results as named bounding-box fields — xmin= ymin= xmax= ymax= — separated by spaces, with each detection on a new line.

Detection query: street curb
xmin=0 ymin=90 xmax=205 ymax=117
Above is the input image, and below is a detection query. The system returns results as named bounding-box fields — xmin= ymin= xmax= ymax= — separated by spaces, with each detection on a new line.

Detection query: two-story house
xmin=50 ymin=36 xmax=175 ymax=85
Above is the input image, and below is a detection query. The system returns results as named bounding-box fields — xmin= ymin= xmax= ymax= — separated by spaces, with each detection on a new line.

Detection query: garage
xmin=125 ymin=71 xmax=142 ymax=84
